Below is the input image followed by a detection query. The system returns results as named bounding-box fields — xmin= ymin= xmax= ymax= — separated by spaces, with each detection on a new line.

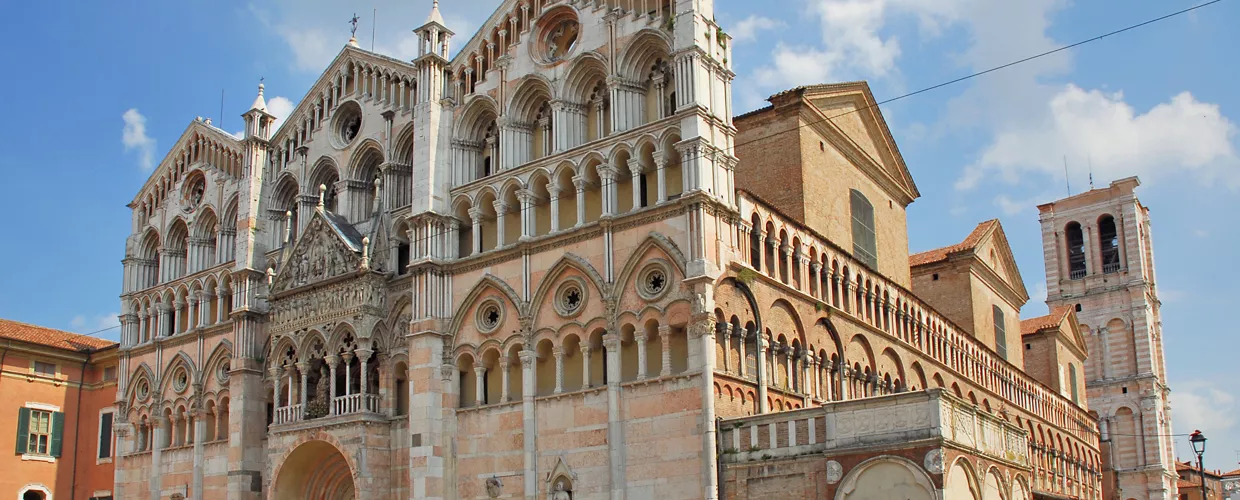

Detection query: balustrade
xmin=332 ymin=393 xmax=381 ymax=415
xmin=274 ymin=404 xmax=303 ymax=425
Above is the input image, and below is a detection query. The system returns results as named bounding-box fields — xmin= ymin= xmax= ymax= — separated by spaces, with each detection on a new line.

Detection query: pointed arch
xmin=448 ymin=274 xmax=527 ymax=340
xmin=158 ymin=351 xmax=199 ymax=395
xmin=616 ymin=29 xmax=673 ymax=81
xmin=126 ymin=362 xmax=156 ymax=402
xmin=561 ymin=52 xmax=609 ymax=103
xmin=529 ymin=253 xmax=608 ymax=323
xmin=612 ymin=231 xmax=688 ymax=298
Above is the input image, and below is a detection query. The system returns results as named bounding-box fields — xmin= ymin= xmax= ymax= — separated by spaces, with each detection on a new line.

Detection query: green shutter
xmin=49 ymin=411 xmax=64 ymax=458
xmin=15 ymin=408 xmax=30 ymax=455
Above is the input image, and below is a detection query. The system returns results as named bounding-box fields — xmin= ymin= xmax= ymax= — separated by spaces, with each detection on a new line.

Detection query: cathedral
xmin=109 ymin=0 xmax=1171 ymax=499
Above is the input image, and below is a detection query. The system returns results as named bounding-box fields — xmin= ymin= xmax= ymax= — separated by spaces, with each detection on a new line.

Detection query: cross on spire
xmin=349 ymin=13 xmax=360 ymax=37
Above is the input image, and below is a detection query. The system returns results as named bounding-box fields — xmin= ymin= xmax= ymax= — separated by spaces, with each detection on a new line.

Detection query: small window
xmin=850 ymin=190 xmax=877 ymax=269
xmin=1121 ymin=387 xmax=1128 ymax=394
xmin=103 ymin=367 xmax=117 ymax=382
xmin=1025 ymin=343 xmax=1031 ymax=350
xmin=98 ymin=411 xmax=114 ymax=459
xmin=1099 ymin=215 xmax=1120 ymax=273
xmin=396 ymin=242 xmax=411 ymax=275
xmin=993 ymin=305 xmax=1007 ymax=360
xmin=1075 ymin=303 xmax=1082 ymax=312
xmin=33 ymin=361 xmax=56 ymax=377
xmin=931 ymin=273 xmax=939 ymax=281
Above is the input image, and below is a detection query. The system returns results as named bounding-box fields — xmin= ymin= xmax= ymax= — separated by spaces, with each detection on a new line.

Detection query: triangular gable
xmin=268 ymin=44 xmax=419 ymax=142
xmin=1057 ymin=309 xmax=1088 ymax=358
xmin=269 ymin=209 xmax=364 ymax=295
xmin=130 ymin=119 xmax=244 ymax=205
xmin=970 ymin=221 xmax=1030 ymax=303
xmin=790 ymin=82 xmax=920 ymax=204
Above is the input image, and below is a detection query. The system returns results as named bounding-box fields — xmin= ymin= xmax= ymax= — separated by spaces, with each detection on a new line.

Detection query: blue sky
xmin=1 ymin=0 xmax=1236 ymax=469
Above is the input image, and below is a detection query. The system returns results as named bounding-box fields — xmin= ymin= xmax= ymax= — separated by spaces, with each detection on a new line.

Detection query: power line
xmin=730 ymin=0 xmax=1226 ymax=152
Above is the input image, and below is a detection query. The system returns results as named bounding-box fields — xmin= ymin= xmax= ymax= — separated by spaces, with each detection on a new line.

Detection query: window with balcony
xmin=1065 ymin=222 xmax=1086 ymax=279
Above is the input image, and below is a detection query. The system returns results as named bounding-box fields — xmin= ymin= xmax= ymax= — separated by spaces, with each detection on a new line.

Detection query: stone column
xmin=518 ymin=189 xmax=534 ymax=240
xmin=474 ymin=366 xmax=487 ymax=405
xmin=573 ymin=175 xmax=588 ymax=226
xmin=580 ymin=345 xmax=592 ymax=388
xmin=150 ymin=414 xmax=166 ymax=500
xmin=548 ymin=184 xmax=562 ymax=232
xmin=500 ymin=358 xmax=511 ymax=402
xmin=628 ymin=158 xmax=644 ymax=210
xmin=659 ymin=325 xmax=673 ymax=377
xmin=296 ymin=362 xmax=310 ymax=412
xmin=174 ymin=299 xmax=186 ymax=334
xmin=469 ymin=207 xmax=483 ymax=254
xmin=735 ymin=325 xmax=747 ymax=378
xmin=604 ymin=333 xmax=625 ymax=499
xmin=600 ymin=165 xmax=617 ymax=216
xmin=357 ymin=348 xmax=373 ymax=406
xmin=342 ymin=352 xmax=354 ymax=396
xmin=756 ymin=333 xmax=769 ymax=413
xmin=325 ymin=355 xmax=339 ymax=414
xmin=519 ymin=349 xmax=537 ymax=498
xmin=494 ymin=200 xmax=508 ymax=248
xmin=636 ymin=332 xmax=648 ymax=380
xmin=655 ymin=155 xmax=668 ymax=203
xmin=192 ymin=408 xmax=207 ymax=500
xmin=721 ymin=328 xmax=732 ymax=373
xmin=553 ymin=347 xmax=565 ymax=393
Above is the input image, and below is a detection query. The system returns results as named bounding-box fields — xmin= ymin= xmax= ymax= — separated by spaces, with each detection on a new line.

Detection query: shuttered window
xmin=850 ymin=190 xmax=877 ymax=269
xmin=1069 ymin=364 xmax=1080 ymax=403
xmin=98 ymin=412 xmax=114 ymax=459
xmin=15 ymin=408 xmax=63 ymax=457
xmin=993 ymin=305 xmax=1008 ymax=361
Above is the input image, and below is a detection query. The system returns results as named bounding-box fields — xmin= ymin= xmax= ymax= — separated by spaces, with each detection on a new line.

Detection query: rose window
xmin=477 ymin=301 xmax=503 ymax=333
xmin=636 ymin=262 xmax=672 ymax=301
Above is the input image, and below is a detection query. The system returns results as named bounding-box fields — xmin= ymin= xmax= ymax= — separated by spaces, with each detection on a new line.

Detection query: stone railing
xmin=274 ymin=404 xmax=303 ymax=425
xmin=718 ymin=390 xmax=1028 ymax=468
xmin=333 ymin=393 xmax=381 ymax=416
xmin=737 ymin=194 xmax=1098 ymax=444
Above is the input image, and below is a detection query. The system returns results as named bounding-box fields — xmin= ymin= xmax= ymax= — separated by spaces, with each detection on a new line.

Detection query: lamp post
xmin=1190 ymin=430 xmax=1208 ymax=499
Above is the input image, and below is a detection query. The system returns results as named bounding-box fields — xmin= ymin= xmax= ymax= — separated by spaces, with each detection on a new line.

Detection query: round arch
xmin=834 ymin=455 xmax=935 ymax=500
xmin=272 ymin=439 xmax=355 ymax=500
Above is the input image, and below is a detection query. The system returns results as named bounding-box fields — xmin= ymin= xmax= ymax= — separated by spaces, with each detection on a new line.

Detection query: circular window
xmin=182 ymin=174 xmax=206 ymax=213
xmin=636 ymin=261 xmax=672 ymax=301
xmin=173 ymin=367 xmax=189 ymax=393
xmin=136 ymin=379 xmax=150 ymax=401
xmin=476 ymin=300 xmax=504 ymax=334
xmin=216 ymin=361 xmax=231 ymax=385
xmin=331 ymin=101 xmax=364 ymax=148
xmin=535 ymin=15 xmax=580 ymax=64
xmin=554 ymin=278 xmax=588 ymax=318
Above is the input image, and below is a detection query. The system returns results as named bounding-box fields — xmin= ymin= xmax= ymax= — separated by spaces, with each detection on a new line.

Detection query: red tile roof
xmin=1021 ymin=306 xmax=1074 ymax=336
xmin=909 ymin=219 xmax=999 ymax=267
xmin=1223 ymin=468 xmax=1240 ymax=477
xmin=0 ymin=318 xmax=117 ymax=352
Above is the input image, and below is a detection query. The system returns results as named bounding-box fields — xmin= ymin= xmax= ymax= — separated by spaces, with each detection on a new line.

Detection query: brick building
xmin=0 ymin=318 xmax=120 ymax=500
xmin=1174 ymin=460 xmax=1228 ymax=500
xmin=1037 ymin=178 xmax=1178 ymax=500
xmin=109 ymin=0 xmax=1102 ymax=498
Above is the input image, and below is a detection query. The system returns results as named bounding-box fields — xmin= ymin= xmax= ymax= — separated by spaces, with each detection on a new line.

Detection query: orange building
xmin=0 ymin=318 xmax=119 ymax=500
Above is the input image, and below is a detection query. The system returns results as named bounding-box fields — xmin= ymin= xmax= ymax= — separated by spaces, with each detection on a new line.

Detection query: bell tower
xmin=1037 ymin=176 xmax=1177 ymax=500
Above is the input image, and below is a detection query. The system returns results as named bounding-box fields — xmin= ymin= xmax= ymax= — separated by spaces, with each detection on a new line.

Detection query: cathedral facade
xmin=111 ymin=1 xmax=1103 ymax=499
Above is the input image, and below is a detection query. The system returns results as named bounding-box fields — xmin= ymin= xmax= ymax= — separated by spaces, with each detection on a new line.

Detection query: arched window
xmin=1098 ymin=215 xmax=1120 ymax=273
xmin=849 ymin=190 xmax=877 ymax=269
xmin=993 ymin=305 xmax=1007 ymax=360
xmin=1065 ymin=222 xmax=1086 ymax=279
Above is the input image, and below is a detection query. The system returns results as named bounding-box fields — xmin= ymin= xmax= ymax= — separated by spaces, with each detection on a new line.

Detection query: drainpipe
xmin=69 ymin=348 xmax=93 ymax=500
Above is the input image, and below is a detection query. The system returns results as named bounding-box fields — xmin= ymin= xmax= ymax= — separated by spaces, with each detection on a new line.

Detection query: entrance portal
xmin=273 ymin=440 xmax=355 ymax=500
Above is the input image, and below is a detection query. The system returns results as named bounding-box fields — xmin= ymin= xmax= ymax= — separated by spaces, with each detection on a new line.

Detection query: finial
xmin=250 ymin=78 xmax=269 ymax=112
xmin=348 ymin=13 xmax=361 ymax=47
xmin=318 ymin=184 xmax=327 ymax=209
xmin=283 ymin=211 xmax=293 ymax=244
xmin=360 ymin=237 xmax=371 ymax=270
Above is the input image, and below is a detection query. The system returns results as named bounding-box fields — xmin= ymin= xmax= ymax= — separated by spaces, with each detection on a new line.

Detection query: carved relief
xmin=924 ymin=449 xmax=944 ymax=474
xmin=270 ymin=215 xmax=361 ymax=295
xmin=826 ymin=460 xmax=844 ymax=484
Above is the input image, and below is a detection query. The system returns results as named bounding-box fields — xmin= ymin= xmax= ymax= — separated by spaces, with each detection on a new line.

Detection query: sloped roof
xmin=0 ymin=318 xmax=117 ymax=352
xmin=1222 ymin=467 xmax=1240 ymax=478
xmin=909 ymin=219 xmax=999 ymax=267
xmin=1021 ymin=306 xmax=1074 ymax=336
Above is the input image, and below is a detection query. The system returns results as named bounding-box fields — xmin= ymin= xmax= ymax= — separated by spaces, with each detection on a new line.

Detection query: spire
xmin=250 ymin=81 xmax=267 ymax=112
xmin=426 ymin=0 xmax=445 ymax=26
xmin=349 ymin=13 xmax=361 ymax=47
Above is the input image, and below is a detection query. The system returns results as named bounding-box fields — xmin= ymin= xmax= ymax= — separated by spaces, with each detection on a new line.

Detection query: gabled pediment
xmin=971 ymin=222 xmax=1029 ymax=304
xmin=131 ymin=119 xmax=244 ymax=206
xmin=270 ymin=209 xmax=364 ymax=295
xmin=779 ymin=82 xmax=920 ymax=205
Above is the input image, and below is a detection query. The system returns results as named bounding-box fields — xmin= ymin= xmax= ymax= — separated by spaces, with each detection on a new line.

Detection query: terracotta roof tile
xmin=1021 ymin=306 xmax=1074 ymax=336
xmin=909 ymin=219 xmax=999 ymax=267
xmin=0 ymin=318 xmax=117 ymax=352
xmin=1223 ymin=468 xmax=1240 ymax=477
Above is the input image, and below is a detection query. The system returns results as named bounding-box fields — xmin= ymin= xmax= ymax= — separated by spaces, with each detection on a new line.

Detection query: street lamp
xmin=1190 ymin=430 xmax=1208 ymax=499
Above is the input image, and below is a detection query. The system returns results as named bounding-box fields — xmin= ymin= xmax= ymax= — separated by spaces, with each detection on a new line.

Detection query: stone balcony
xmin=271 ymin=393 xmax=384 ymax=429
xmin=718 ymin=389 xmax=1029 ymax=469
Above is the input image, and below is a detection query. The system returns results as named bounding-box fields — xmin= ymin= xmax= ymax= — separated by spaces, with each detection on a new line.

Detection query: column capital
xmin=473 ymin=365 xmax=488 ymax=376
xmin=602 ymin=333 xmax=621 ymax=350
xmin=354 ymin=348 xmax=373 ymax=362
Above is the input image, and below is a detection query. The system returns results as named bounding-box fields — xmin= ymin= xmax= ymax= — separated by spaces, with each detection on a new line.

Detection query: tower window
xmin=1065 ymin=222 xmax=1086 ymax=279
xmin=1099 ymin=215 xmax=1120 ymax=273
xmin=1075 ymin=303 xmax=1082 ymax=312
xmin=850 ymin=189 xmax=877 ymax=269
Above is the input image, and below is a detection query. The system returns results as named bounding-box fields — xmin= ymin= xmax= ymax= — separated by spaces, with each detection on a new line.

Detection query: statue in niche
xmin=550 ymin=480 xmax=571 ymax=500
xmin=304 ymin=365 xmax=330 ymax=419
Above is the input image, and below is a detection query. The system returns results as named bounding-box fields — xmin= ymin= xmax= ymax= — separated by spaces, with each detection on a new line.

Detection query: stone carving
xmin=270 ymin=216 xmax=360 ymax=294
xmin=304 ymin=365 xmax=330 ymax=419
xmin=924 ymin=449 xmax=944 ymax=474
xmin=268 ymin=278 xmax=385 ymax=332
xmin=551 ymin=480 xmax=572 ymax=500
xmin=826 ymin=460 xmax=844 ymax=484
xmin=485 ymin=477 xmax=502 ymax=498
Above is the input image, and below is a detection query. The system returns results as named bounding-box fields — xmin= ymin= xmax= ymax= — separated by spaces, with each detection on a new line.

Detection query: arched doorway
xmin=273 ymin=440 xmax=355 ymax=500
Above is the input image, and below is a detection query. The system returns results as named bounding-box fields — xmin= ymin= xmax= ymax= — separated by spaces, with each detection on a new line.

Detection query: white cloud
xmin=267 ymin=96 xmax=296 ymax=131
xmin=754 ymin=43 xmax=839 ymax=89
xmin=70 ymin=313 xmax=120 ymax=334
xmin=751 ymin=0 xmax=901 ymax=90
xmin=731 ymin=15 xmax=784 ymax=42
xmin=1174 ymin=380 xmax=1238 ymax=469
xmin=958 ymin=86 xmax=1239 ymax=190
xmin=122 ymin=108 xmax=156 ymax=171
